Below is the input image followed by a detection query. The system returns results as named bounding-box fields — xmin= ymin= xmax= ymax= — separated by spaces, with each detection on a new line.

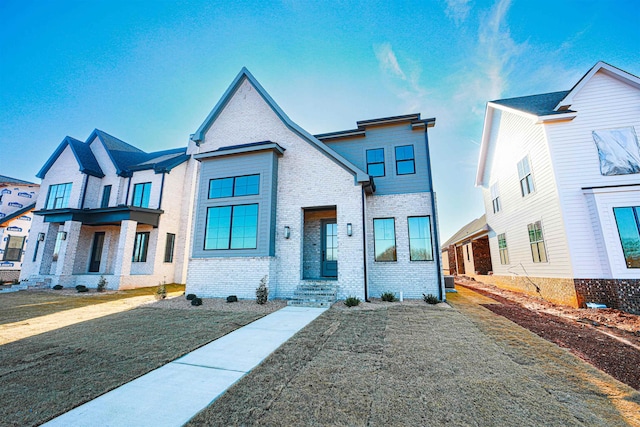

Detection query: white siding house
xmin=0 ymin=176 xmax=39 ymax=283
xmin=476 ymin=62 xmax=640 ymax=313
xmin=185 ymin=68 xmax=444 ymax=304
xmin=19 ymin=131 xmax=191 ymax=290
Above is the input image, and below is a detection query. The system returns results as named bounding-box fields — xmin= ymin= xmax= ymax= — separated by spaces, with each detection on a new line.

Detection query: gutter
xmin=80 ymin=174 xmax=89 ymax=209
xmin=158 ymin=172 xmax=166 ymax=209
xmin=424 ymin=127 xmax=444 ymax=301
xmin=361 ymin=185 xmax=369 ymax=302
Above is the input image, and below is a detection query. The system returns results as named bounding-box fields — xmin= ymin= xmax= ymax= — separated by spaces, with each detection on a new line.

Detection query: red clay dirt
xmin=455 ymin=277 xmax=640 ymax=391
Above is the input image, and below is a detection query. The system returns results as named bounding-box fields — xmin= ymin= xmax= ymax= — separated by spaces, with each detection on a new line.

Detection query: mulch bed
xmin=458 ymin=283 xmax=640 ymax=390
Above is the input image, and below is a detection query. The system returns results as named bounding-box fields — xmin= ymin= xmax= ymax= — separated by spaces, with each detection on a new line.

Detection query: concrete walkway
xmin=42 ymin=306 xmax=327 ymax=427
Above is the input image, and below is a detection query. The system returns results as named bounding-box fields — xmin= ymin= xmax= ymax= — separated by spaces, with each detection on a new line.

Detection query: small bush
xmin=344 ymin=296 xmax=361 ymax=307
xmin=97 ymin=276 xmax=107 ymax=292
xmin=227 ymin=295 xmax=238 ymax=303
xmin=156 ymin=282 xmax=167 ymax=300
xmin=53 ymin=284 xmax=63 ymax=290
xmin=12 ymin=278 xmax=20 ymax=284
xmin=423 ymin=293 xmax=440 ymax=305
xmin=186 ymin=293 xmax=196 ymax=301
xmin=380 ymin=291 xmax=397 ymax=302
xmin=76 ymin=285 xmax=88 ymax=293
xmin=191 ymin=297 xmax=203 ymax=306
xmin=256 ymin=275 xmax=268 ymax=305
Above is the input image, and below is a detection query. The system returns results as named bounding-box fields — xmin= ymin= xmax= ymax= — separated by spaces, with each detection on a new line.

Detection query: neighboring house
xmin=475 ymin=61 xmax=640 ymax=314
xmin=441 ymin=215 xmax=492 ymax=276
xmin=0 ymin=175 xmax=39 ymax=282
xmin=185 ymin=68 xmax=444 ymax=302
xmin=19 ymin=130 xmax=191 ymax=289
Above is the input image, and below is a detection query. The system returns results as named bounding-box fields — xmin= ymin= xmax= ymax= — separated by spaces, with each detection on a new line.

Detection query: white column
xmin=113 ymin=220 xmax=137 ymax=278
xmin=55 ymin=220 xmax=82 ymax=277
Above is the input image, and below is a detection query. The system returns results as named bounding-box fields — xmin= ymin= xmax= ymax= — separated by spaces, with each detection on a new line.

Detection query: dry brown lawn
xmin=0 ymin=290 xmax=283 ymax=427
xmin=187 ymin=292 xmax=640 ymax=427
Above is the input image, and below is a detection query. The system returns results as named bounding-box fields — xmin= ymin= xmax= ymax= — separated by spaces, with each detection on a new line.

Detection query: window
xmin=204 ymin=204 xmax=258 ymax=250
xmin=164 ymin=233 xmax=175 ymax=263
xmin=395 ymin=145 xmax=415 ymax=175
xmin=527 ymin=221 xmax=547 ymax=263
xmin=3 ymin=235 xmax=25 ymax=261
xmin=490 ymin=183 xmax=501 ymax=213
xmin=366 ymin=149 xmax=385 ymax=177
xmin=592 ymin=127 xmax=640 ymax=176
xmin=45 ymin=183 xmax=72 ymax=209
xmin=498 ymin=233 xmax=509 ymax=264
xmin=52 ymin=232 xmax=64 ymax=262
xmin=408 ymin=216 xmax=433 ymax=261
xmin=101 ymin=185 xmax=112 ymax=208
xmin=132 ymin=232 xmax=150 ymax=262
xmin=209 ymin=175 xmax=260 ymax=199
xmin=466 ymin=245 xmax=470 ymax=261
xmin=613 ymin=206 xmax=640 ymax=268
xmin=132 ymin=183 xmax=151 ymax=208
xmin=518 ymin=156 xmax=535 ymax=196
xmin=373 ymin=218 xmax=397 ymax=261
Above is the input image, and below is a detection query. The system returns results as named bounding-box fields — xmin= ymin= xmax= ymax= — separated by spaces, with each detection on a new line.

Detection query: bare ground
xmin=456 ymin=277 xmax=640 ymax=390
xmin=187 ymin=292 xmax=640 ymax=426
xmin=0 ymin=291 xmax=283 ymax=427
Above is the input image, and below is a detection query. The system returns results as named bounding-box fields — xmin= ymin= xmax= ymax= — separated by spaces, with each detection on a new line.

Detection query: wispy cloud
xmin=444 ymin=0 xmax=471 ymax=25
xmin=374 ymin=43 xmax=406 ymax=80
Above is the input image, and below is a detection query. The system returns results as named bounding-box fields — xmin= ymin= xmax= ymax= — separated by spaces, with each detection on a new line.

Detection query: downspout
xmin=424 ymin=128 xmax=444 ymax=301
xmin=158 ymin=172 xmax=166 ymax=209
xmin=361 ymin=185 xmax=369 ymax=302
xmin=79 ymin=174 xmax=89 ymax=209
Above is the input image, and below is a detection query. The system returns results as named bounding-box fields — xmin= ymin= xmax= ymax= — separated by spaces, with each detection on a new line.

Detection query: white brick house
xmin=0 ymin=175 xmax=39 ymax=282
xmin=475 ymin=62 xmax=640 ymax=313
xmin=185 ymin=68 xmax=444 ymax=302
xmin=19 ymin=130 xmax=191 ymax=289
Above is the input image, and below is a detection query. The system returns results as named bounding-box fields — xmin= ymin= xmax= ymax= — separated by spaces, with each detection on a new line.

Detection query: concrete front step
xmin=287 ymin=300 xmax=333 ymax=308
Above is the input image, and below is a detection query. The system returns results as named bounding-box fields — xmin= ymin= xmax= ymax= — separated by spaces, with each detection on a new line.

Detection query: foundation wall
xmin=465 ymin=273 xmax=579 ymax=307
xmin=574 ymin=279 xmax=640 ymax=315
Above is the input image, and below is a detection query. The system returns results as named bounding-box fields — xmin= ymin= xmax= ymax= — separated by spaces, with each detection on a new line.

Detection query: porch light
xmin=284 ymin=226 xmax=291 ymax=239
xmin=37 ymin=232 xmax=45 ymax=241
xmin=347 ymin=223 xmax=353 ymax=236
xmin=58 ymin=231 xmax=67 ymax=241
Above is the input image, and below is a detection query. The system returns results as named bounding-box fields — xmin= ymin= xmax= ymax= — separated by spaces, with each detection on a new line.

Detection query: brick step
xmin=287 ymin=300 xmax=333 ymax=308
xmin=293 ymin=290 xmax=337 ymax=297
xmin=288 ymin=282 xmax=338 ymax=308
xmin=296 ymin=284 xmax=337 ymax=292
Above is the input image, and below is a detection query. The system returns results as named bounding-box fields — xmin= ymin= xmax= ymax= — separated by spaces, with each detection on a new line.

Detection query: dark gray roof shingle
xmin=491 ymin=90 xmax=572 ymax=116
xmin=0 ymin=175 xmax=35 ymax=185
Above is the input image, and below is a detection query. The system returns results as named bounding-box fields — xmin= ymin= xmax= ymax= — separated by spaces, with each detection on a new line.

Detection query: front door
xmin=89 ymin=232 xmax=105 ymax=273
xmin=321 ymin=220 xmax=337 ymax=277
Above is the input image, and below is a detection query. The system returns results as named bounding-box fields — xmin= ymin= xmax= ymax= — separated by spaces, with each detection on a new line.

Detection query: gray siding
xmin=325 ymin=123 xmax=431 ymax=195
xmin=192 ymin=151 xmax=278 ymax=258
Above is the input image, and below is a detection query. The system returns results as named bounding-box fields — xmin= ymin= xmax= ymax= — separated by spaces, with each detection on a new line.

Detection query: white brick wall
xmin=365 ymin=192 xmax=441 ymax=299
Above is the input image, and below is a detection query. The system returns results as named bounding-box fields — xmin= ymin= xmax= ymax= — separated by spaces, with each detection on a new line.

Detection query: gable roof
xmin=441 ymin=215 xmax=488 ymax=249
xmin=0 ymin=203 xmax=36 ymax=227
xmin=0 ymin=175 xmax=35 ymax=185
xmin=191 ymin=68 xmax=370 ymax=183
xmin=37 ymin=136 xmax=105 ymax=179
xmin=476 ymin=61 xmax=639 ymax=186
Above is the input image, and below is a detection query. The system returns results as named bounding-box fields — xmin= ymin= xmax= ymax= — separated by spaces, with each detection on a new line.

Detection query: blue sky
xmin=1 ymin=0 xmax=638 ymax=241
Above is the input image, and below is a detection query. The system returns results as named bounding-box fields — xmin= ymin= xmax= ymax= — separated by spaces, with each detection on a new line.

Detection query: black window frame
xmin=131 ymin=182 xmax=152 ymax=208
xmin=45 ymin=182 xmax=73 ymax=210
xmin=395 ymin=145 xmax=416 ymax=175
xmin=3 ymin=235 xmax=25 ymax=261
xmin=407 ymin=216 xmax=433 ymax=261
xmin=204 ymin=203 xmax=259 ymax=250
xmin=101 ymin=185 xmax=112 ymax=208
xmin=613 ymin=206 xmax=640 ymax=269
xmin=132 ymin=232 xmax=150 ymax=263
xmin=164 ymin=233 xmax=176 ymax=263
xmin=366 ymin=148 xmax=385 ymax=177
xmin=208 ymin=174 xmax=260 ymax=199
xmin=490 ymin=183 xmax=501 ymax=213
xmin=373 ymin=217 xmax=397 ymax=262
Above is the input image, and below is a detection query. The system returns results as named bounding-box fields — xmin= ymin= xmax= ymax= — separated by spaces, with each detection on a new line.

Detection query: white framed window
xmin=517 ymin=156 xmax=535 ymax=197
xmin=490 ymin=183 xmax=501 ymax=213
xmin=498 ymin=233 xmax=509 ymax=265
xmin=527 ymin=221 xmax=547 ymax=263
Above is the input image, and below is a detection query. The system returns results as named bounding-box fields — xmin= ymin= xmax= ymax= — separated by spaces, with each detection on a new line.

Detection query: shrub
xmin=53 ymin=284 xmax=63 ymax=290
xmin=423 ymin=293 xmax=440 ymax=304
xmin=12 ymin=278 xmax=20 ymax=284
xmin=344 ymin=296 xmax=361 ymax=307
xmin=256 ymin=275 xmax=268 ymax=305
xmin=156 ymin=281 xmax=167 ymax=300
xmin=76 ymin=285 xmax=88 ymax=293
xmin=97 ymin=276 xmax=107 ymax=293
xmin=380 ymin=291 xmax=397 ymax=302
xmin=191 ymin=297 xmax=203 ymax=306
xmin=227 ymin=295 xmax=238 ymax=303
xmin=186 ymin=293 xmax=197 ymax=301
